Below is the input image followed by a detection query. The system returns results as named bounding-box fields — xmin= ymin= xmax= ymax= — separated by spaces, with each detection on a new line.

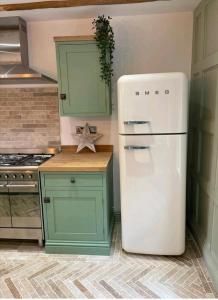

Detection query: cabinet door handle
xmin=71 ymin=178 xmax=76 ymax=183
xmin=44 ymin=197 xmax=50 ymax=203
xmin=60 ymin=93 xmax=66 ymax=100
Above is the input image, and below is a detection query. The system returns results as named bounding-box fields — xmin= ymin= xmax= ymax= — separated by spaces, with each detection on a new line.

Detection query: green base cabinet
xmin=40 ymin=160 xmax=114 ymax=255
xmin=55 ymin=37 xmax=111 ymax=117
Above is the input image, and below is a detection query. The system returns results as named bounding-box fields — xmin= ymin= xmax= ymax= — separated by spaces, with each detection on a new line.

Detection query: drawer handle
xmin=71 ymin=178 xmax=76 ymax=183
xmin=44 ymin=197 xmax=50 ymax=203
xmin=60 ymin=93 xmax=66 ymax=100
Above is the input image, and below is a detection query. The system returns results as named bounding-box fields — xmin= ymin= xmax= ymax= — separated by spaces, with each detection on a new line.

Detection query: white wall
xmin=28 ymin=12 xmax=193 ymax=211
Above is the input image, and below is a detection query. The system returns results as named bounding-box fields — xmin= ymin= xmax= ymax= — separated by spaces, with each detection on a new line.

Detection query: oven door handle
xmin=6 ymin=184 xmax=37 ymax=188
xmin=7 ymin=183 xmax=38 ymax=193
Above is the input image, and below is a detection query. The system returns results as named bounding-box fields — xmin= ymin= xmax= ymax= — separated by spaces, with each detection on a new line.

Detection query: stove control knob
xmin=12 ymin=174 xmax=17 ymax=179
xmin=20 ymin=174 xmax=24 ymax=179
xmin=4 ymin=174 xmax=8 ymax=179
xmin=27 ymin=174 xmax=32 ymax=179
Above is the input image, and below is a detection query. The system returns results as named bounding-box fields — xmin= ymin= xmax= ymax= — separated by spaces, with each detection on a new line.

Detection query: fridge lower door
xmin=119 ymin=134 xmax=187 ymax=255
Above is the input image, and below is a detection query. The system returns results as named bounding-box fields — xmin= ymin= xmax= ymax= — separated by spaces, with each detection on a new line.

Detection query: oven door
xmin=0 ymin=181 xmax=11 ymax=227
xmin=7 ymin=181 xmax=41 ymax=228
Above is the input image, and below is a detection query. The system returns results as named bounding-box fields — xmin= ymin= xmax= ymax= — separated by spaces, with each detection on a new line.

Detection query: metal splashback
xmin=0 ymin=17 xmax=56 ymax=84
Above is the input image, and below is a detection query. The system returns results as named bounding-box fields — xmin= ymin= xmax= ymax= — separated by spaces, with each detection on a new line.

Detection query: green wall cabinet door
xmin=40 ymin=160 xmax=114 ymax=255
xmin=55 ymin=37 xmax=111 ymax=117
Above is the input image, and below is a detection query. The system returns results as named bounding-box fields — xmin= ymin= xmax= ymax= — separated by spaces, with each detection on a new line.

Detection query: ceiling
xmin=0 ymin=0 xmax=201 ymax=21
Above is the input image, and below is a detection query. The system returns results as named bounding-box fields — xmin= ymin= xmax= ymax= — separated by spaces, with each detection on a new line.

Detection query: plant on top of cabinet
xmin=92 ymin=15 xmax=115 ymax=86
xmin=54 ymin=17 xmax=114 ymax=117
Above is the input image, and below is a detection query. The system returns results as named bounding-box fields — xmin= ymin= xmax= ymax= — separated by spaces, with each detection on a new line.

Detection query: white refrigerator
xmin=118 ymin=73 xmax=188 ymax=255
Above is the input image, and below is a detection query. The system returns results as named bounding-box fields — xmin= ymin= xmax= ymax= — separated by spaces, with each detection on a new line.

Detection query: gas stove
xmin=0 ymin=154 xmax=52 ymax=168
xmin=0 ymin=148 xmax=57 ymax=170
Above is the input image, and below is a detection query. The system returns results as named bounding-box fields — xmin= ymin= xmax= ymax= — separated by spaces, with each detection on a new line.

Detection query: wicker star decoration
xmin=73 ymin=123 xmax=102 ymax=153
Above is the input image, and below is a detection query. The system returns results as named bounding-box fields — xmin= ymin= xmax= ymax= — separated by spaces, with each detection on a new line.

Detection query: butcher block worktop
xmin=39 ymin=145 xmax=113 ymax=172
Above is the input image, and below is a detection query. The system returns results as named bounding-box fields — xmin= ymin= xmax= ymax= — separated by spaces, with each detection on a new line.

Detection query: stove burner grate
xmin=0 ymin=154 xmax=53 ymax=167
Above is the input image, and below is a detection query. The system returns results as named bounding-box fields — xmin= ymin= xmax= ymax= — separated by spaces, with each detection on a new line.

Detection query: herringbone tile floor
xmin=0 ymin=223 xmax=217 ymax=298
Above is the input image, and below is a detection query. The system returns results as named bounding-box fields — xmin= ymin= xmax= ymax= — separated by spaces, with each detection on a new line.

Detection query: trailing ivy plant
xmin=92 ymin=15 xmax=115 ymax=85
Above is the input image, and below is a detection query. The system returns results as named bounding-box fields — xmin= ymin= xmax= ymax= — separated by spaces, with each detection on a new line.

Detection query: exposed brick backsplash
xmin=0 ymin=86 xmax=60 ymax=149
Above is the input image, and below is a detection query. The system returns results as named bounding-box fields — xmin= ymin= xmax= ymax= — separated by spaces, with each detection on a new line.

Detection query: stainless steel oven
xmin=0 ymin=148 xmax=59 ymax=245
xmin=0 ymin=171 xmax=43 ymax=245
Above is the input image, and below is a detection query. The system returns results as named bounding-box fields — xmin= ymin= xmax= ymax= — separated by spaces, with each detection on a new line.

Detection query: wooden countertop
xmin=39 ymin=146 xmax=113 ymax=172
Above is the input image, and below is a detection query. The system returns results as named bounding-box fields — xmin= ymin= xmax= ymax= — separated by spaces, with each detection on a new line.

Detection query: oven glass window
xmin=10 ymin=194 xmax=41 ymax=228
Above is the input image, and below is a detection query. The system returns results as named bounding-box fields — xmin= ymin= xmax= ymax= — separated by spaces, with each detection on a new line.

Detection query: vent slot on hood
xmin=0 ymin=17 xmax=56 ymax=84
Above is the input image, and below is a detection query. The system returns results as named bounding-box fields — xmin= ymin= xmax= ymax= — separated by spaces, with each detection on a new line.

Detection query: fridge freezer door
xmin=119 ymin=134 xmax=187 ymax=255
xmin=118 ymin=73 xmax=188 ymax=134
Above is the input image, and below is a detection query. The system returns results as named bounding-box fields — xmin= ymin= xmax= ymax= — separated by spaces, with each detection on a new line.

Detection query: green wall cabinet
xmin=40 ymin=159 xmax=114 ymax=255
xmin=55 ymin=36 xmax=111 ymax=117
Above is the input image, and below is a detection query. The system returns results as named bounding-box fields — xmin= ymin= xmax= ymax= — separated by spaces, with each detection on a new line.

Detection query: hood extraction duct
xmin=0 ymin=16 xmax=56 ymax=84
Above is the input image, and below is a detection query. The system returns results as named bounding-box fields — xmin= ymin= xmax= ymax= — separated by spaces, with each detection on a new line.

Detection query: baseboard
xmin=203 ymin=246 xmax=218 ymax=293
xmin=45 ymin=242 xmax=111 ymax=256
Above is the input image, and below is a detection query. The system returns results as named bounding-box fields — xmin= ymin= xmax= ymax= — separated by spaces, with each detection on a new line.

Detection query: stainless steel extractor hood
xmin=0 ymin=17 xmax=56 ymax=84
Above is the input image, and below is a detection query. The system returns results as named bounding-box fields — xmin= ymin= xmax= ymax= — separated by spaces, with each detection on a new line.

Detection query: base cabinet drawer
xmin=44 ymin=173 xmax=102 ymax=188
xmin=44 ymin=190 xmax=104 ymax=241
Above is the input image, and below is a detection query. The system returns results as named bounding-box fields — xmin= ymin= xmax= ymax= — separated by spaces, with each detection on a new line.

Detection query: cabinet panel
xmin=205 ymin=0 xmax=218 ymax=57
xmin=203 ymin=67 xmax=218 ymax=125
xmin=197 ymin=187 xmax=210 ymax=239
xmin=193 ymin=12 xmax=203 ymax=63
xmin=189 ymin=74 xmax=202 ymax=126
xmin=44 ymin=190 xmax=104 ymax=241
xmin=199 ymin=131 xmax=214 ymax=182
xmin=189 ymin=128 xmax=200 ymax=173
xmin=56 ymin=41 xmax=111 ymax=117
xmin=188 ymin=176 xmax=199 ymax=224
xmin=211 ymin=204 xmax=218 ymax=264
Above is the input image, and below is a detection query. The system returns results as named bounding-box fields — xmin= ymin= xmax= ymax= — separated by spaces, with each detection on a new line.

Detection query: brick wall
xmin=0 ymin=86 xmax=60 ymax=148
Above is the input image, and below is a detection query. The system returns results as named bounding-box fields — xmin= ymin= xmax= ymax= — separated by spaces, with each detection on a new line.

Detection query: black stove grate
xmin=0 ymin=154 xmax=53 ymax=167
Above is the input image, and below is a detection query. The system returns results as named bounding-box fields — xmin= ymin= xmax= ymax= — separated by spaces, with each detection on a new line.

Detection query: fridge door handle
xmin=124 ymin=121 xmax=150 ymax=125
xmin=124 ymin=145 xmax=150 ymax=150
